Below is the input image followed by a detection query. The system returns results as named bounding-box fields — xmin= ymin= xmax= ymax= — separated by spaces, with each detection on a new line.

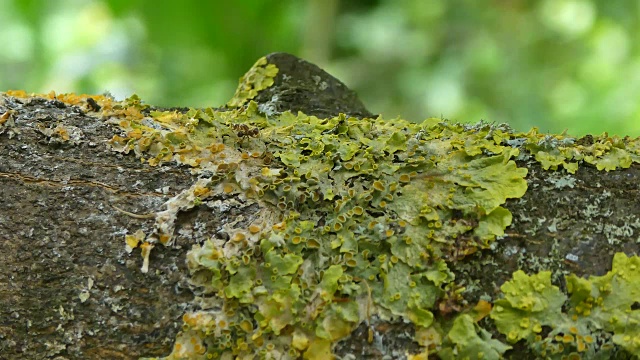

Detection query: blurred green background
xmin=2 ymin=0 xmax=639 ymax=135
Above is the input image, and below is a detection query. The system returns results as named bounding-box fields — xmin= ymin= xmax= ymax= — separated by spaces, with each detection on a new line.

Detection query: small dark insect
xmin=86 ymin=97 xmax=101 ymax=112
xmin=231 ymin=123 xmax=260 ymax=139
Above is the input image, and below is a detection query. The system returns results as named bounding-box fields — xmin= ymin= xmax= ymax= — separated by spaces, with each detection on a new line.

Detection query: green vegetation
xmin=8 ymin=54 xmax=640 ymax=358
xmin=2 ymin=0 xmax=640 ymax=135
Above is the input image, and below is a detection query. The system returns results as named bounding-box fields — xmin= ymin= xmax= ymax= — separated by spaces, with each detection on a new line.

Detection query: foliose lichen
xmin=491 ymin=252 xmax=640 ymax=359
xmin=227 ymin=57 xmax=279 ymax=109
xmin=4 ymin=56 xmax=640 ymax=360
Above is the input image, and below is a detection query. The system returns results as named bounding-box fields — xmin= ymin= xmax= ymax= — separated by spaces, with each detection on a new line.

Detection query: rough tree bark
xmin=0 ymin=53 xmax=638 ymax=360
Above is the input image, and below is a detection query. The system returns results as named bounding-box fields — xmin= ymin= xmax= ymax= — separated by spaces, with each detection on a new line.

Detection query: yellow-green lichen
xmin=491 ymin=253 xmax=640 ymax=358
xmin=227 ymin=56 xmax=279 ymax=109
xmin=438 ymin=314 xmax=512 ymax=360
xmin=4 ymin=61 xmax=640 ymax=359
xmin=118 ymin=108 xmax=530 ymax=359
xmin=520 ymin=128 xmax=639 ymax=173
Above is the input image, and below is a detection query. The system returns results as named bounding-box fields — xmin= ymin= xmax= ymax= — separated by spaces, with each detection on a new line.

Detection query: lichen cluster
xmin=491 ymin=253 xmax=640 ymax=359
xmin=3 ymin=56 xmax=640 ymax=359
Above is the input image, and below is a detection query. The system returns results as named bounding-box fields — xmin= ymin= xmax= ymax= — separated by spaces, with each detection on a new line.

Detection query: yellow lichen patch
xmin=227 ymin=56 xmax=278 ymax=108
xmin=231 ymin=232 xmax=246 ymax=243
xmin=222 ymin=183 xmax=235 ymax=194
xmin=193 ymin=185 xmax=211 ymax=198
xmin=248 ymin=224 xmax=261 ymax=234
xmin=124 ymin=229 xmax=145 ymax=253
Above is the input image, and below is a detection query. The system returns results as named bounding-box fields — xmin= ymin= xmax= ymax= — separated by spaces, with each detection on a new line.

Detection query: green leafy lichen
xmin=130 ymin=108 xmax=530 ymax=359
xmin=522 ymin=128 xmax=639 ymax=173
xmin=491 ymin=252 xmax=640 ymax=359
xmin=439 ymin=314 xmax=512 ymax=360
xmin=5 ymin=59 xmax=640 ymax=359
xmin=227 ymin=56 xmax=279 ymax=109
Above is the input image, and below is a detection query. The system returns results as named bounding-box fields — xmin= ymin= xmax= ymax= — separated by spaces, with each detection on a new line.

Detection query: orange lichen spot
xmin=232 ymin=232 xmax=246 ymax=242
xmin=127 ymin=129 xmax=143 ymax=139
xmin=385 ymin=229 xmax=394 ymax=237
xmin=373 ymin=180 xmax=385 ymax=191
xmin=272 ymin=222 xmax=286 ymax=231
xmin=223 ymin=183 xmax=235 ymax=194
xmin=562 ymin=334 xmax=574 ymax=343
xmin=307 ymin=239 xmax=320 ymax=248
xmin=159 ymin=233 xmax=172 ymax=245
xmin=353 ymin=206 xmax=364 ymax=216
xmin=241 ymin=152 xmax=250 ymax=160
xmin=248 ymin=224 xmax=261 ymax=234
xmin=6 ymin=89 xmax=28 ymax=97
xmin=205 ymin=143 xmax=217 ymax=153
xmin=239 ymin=319 xmax=253 ymax=332
xmin=194 ymin=185 xmax=211 ymax=197
xmin=584 ymin=335 xmax=594 ymax=343
xmin=125 ymin=230 xmax=145 ymax=253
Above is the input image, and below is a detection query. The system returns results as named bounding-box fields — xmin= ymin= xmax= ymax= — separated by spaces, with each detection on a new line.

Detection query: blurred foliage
xmin=1 ymin=0 xmax=639 ymax=135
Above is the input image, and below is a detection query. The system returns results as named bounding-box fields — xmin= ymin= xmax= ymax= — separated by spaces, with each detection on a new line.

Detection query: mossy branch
xmin=1 ymin=53 xmax=639 ymax=360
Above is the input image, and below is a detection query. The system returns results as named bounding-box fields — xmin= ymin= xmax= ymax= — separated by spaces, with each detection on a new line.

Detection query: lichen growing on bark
xmin=3 ymin=53 xmax=640 ymax=360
